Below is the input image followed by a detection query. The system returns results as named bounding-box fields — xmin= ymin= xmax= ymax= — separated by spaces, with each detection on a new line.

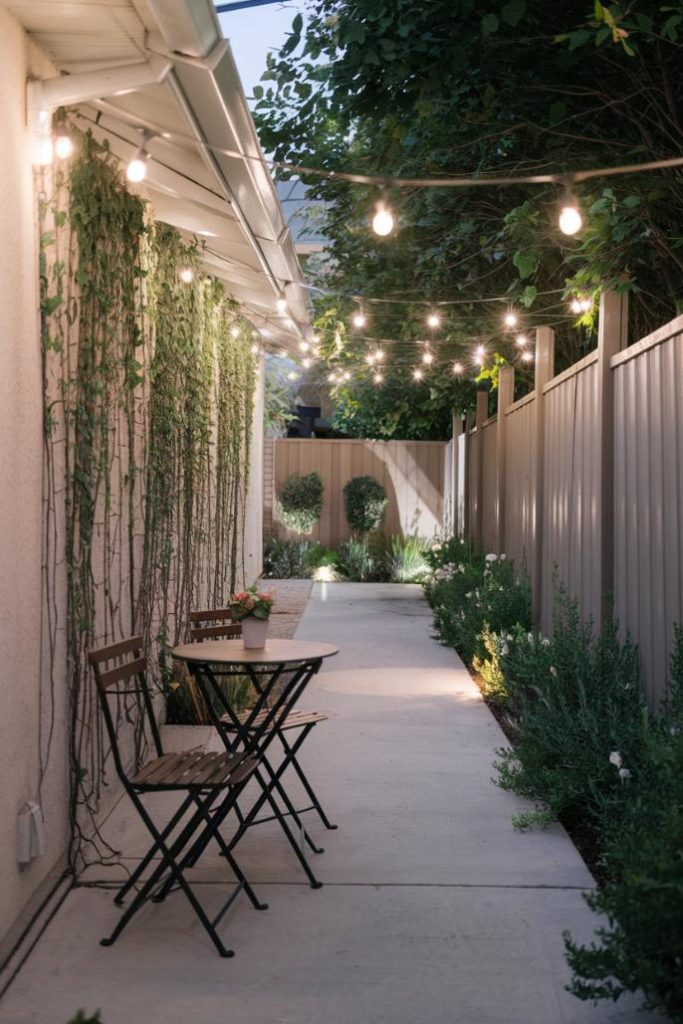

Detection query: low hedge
xmin=425 ymin=537 xmax=683 ymax=1022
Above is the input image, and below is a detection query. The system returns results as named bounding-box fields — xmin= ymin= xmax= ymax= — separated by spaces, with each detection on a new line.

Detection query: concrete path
xmin=0 ymin=583 xmax=655 ymax=1024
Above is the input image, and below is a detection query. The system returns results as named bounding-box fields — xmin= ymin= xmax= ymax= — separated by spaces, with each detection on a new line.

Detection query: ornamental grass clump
xmin=386 ymin=535 xmax=431 ymax=583
xmin=343 ymin=475 xmax=388 ymax=535
xmin=277 ymin=471 xmax=324 ymax=534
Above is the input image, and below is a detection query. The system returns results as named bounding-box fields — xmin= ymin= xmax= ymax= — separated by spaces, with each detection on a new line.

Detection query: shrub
xmin=343 ymin=475 xmax=388 ymax=534
xmin=262 ymin=537 xmax=335 ymax=578
xmin=277 ymin=471 xmax=323 ymax=534
xmin=338 ymin=538 xmax=379 ymax=581
xmin=564 ymin=628 xmax=683 ymax=1022
xmin=386 ymin=535 xmax=431 ymax=583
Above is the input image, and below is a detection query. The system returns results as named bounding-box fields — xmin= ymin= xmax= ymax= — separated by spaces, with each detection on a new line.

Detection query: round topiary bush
xmin=344 ymin=475 xmax=388 ymax=534
xmin=277 ymin=471 xmax=324 ymax=534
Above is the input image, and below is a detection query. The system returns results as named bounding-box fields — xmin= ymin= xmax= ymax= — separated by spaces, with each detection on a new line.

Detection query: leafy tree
xmin=255 ymin=0 xmax=683 ymax=423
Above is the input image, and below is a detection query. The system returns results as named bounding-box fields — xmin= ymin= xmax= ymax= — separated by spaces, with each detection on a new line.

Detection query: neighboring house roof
xmin=10 ymin=0 xmax=310 ymax=350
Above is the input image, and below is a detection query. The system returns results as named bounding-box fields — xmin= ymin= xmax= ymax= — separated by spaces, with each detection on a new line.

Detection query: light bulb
xmin=374 ymin=349 xmax=384 ymax=362
xmin=54 ymin=132 xmax=74 ymax=160
xmin=343 ymin=370 xmax=351 ymax=381
xmin=365 ymin=353 xmax=375 ymax=365
xmin=515 ymin=334 xmax=528 ymax=348
xmin=310 ymin=332 xmax=320 ymax=344
xmin=373 ymin=372 xmax=384 ymax=384
xmin=371 ymin=201 xmax=395 ymax=237
xmin=299 ymin=341 xmax=310 ymax=353
xmin=126 ymin=156 xmax=147 ymax=183
xmin=251 ymin=344 xmax=259 ymax=355
xmin=179 ymin=267 xmax=194 ymax=284
xmin=276 ymin=297 xmax=288 ymax=315
xmin=521 ymin=350 xmax=534 ymax=363
xmin=302 ymin=357 xmax=312 ymax=369
xmin=427 ymin=312 xmax=441 ymax=328
xmin=580 ymin=297 xmax=592 ymax=312
xmin=503 ymin=312 xmax=518 ymax=329
xmin=230 ymin=325 xmax=240 ymax=338
xmin=352 ymin=311 xmax=366 ymax=329
xmin=559 ymin=201 xmax=582 ymax=236
xmin=475 ymin=345 xmax=486 ymax=359
xmin=422 ymin=351 xmax=434 ymax=365
xmin=452 ymin=361 xmax=464 ymax=375
xmin=570 ymin=298 xmax=583 ymax=314
xmin=327 ymin=372 xmax=337 ymax=383
xmin=413 ymin=368 xmax=423 ymax=381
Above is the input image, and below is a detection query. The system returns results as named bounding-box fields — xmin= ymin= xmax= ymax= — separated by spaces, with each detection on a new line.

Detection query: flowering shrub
xmin=229 ymin=587 xmax=274 ymax=621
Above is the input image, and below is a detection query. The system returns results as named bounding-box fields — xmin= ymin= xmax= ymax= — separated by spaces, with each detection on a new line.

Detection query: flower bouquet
xmin=229 ymin=587 xmax=275 ymax=648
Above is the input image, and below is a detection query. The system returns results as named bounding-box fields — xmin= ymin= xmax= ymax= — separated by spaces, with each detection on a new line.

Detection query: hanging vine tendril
xmin=39 ymin=128 xmax=257 ymax=874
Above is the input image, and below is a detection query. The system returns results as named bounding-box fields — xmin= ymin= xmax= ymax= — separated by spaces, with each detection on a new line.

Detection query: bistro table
xmin=171 ymin=638 xmax=339 ymax=888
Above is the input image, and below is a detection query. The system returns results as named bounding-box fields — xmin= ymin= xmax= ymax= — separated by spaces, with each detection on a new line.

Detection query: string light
xmin=126 ymin=154 xmax=148 ymax=183
xmin=352 ymin=310 xmax=367 ymax=329
xmin=427 ymin=312 xmax=441 ymax=328
xmin=452 ymin=361 xmax=464 ymax=375
xmin=302 ymin=357 xmax=313 ymax=369
xmin=371 ymin=199 xmax=395 ymax=237
xmin=276 ymin=297 xmax=288 ymax=315
xmin=413 ymin=368 xmax=424 ymax=381
xmin=475 ymin=345 xmax=486 ymax=360
xmin=178 ymin=267 xmax=194 ymax=284
xmin=503 ymin=311 xmax=518 ymax=329
xmin=559 ymin=186 xmax=583 ymax=236
xmin=327 ymin=372 xmax=338 ymax=383
xmin=54 ymin=130 xmax=74 ymax=160
xmin=250 ymin=343 xmax=259 ymax=355
xmin=365 ymin=353 xmax=376 ymax=365
xmin=515 ymin=334 xmax=529 ymax=347
xmin=373 ymin=372 xmax=384 ymax=384
xmin=521 ymin=350 xmax=534 ymax=363
xmin=299 ymin=340 xmax=310 ymax=353
xmin=287 ymin=370 xmax=299 ymax=380
xmin=374 ymin=349 xmax=384 ymax=361
xmin=230 ymin=325 xmax=240 ymax=338
xmin=342 ymin=370 xmax=351 ymax=381
xmin=422 ymin=351 xmax=434 ymax=365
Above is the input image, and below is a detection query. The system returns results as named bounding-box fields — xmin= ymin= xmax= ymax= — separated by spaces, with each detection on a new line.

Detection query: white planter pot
xmin=242 ymin=616 xmax=269 ymax=649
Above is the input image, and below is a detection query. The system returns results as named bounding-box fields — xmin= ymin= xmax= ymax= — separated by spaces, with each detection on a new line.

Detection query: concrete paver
xmin=0 ymin=583 xmax=655 ymax=1023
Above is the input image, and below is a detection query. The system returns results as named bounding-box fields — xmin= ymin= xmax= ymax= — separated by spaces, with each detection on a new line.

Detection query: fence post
xmin=596 ymin=288 xmax=629 ymax=624
xmin=451 ymin=413 xmax=463 ymax=537
xmin=463 ymin=412 xmax=474 ymax=539
xmin=496 ymin=366 xmax=515 ymax=554
xmin=475 ymin=388 xmax=489 ymax=545
xmin=532 ymin=327 xmax=555 ymax=622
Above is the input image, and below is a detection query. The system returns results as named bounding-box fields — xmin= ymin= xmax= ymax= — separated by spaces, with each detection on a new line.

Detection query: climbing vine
xmin=39 ymin=127 xmax=257 ymax=872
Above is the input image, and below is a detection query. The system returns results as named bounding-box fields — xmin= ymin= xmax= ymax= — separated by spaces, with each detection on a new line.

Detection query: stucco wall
xmin=0 ymin=9 xmax=69 ymax=954
xmin=243 ymin=361 xmax=265 ymax=586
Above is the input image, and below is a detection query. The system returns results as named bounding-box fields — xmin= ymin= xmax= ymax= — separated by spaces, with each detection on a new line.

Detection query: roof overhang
xmin=12 ymin=0 xmax=310 ymax=351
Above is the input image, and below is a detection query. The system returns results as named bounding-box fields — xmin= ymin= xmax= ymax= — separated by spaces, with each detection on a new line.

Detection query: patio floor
xmin=0 ymin=583 xmax=655 ymax=1024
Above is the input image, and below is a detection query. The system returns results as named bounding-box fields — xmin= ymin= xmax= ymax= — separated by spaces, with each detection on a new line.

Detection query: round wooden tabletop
xmin=171 ymin=638 xmax=339 ymax=666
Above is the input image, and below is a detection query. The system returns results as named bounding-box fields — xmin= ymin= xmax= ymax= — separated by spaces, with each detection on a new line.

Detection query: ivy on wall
xmin=39 ymin=128 xmax=257 ymax=871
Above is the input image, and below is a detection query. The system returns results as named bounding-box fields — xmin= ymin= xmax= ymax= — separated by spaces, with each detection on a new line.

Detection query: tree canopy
xmin=255 ymin=1 xmax=683 ymax=439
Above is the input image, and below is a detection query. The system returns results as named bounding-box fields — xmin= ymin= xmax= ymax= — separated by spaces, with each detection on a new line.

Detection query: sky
xmin=217 ymin=1 xmax=306 ymax=101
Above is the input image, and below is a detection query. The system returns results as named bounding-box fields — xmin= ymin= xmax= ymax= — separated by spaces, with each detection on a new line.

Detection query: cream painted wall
xmin=0 ymin=10 xmax=69 ymax=953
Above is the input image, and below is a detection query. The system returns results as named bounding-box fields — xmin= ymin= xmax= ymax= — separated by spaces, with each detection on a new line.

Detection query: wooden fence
xmin=447 ymin=294 xmax=683 ymax=708
xmin=266 ymin=438 xmax=446 ymax=549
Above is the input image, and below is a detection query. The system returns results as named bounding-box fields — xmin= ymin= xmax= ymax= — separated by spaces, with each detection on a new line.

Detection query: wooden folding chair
xmin=189 ymin=609 xmax=337 ymax=836
xmin=89 ymin=635 xmax=268 ymax=958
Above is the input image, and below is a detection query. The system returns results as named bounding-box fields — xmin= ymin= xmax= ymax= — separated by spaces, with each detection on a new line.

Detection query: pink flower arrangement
xmin=229 ymin=587 xmax=275 ymax=622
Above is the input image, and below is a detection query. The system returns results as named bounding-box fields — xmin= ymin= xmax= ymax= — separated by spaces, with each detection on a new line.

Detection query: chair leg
xmin=101 ymin=792 xmax=239 ymax=957
xmin=113 ymin=793 xmax=196 ymax=906
xmin=189 ymin=794 xmax=268 ymax=912
xmin=279 ymin=727 xmax=338 ymax=831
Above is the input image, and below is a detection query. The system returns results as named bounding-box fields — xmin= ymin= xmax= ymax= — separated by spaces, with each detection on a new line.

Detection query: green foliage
xmin=343 ymin=475 xmax=388 ymax=534
xmin=386 ymin=535 xmax=431 ymax=583
xmin=256 ymin=0 xmax=683 ymax=395
xmin=424 ymin=542 xmax=532 ymax=666
xmin=338 ymin=537 xmax=379 ymax=581
xmin=68 ymin=1014 xmax=102 ymax=1024
xmin=262 ymin=537 xmax=335 ymax=578
xmin=277 ymin=471 xmax=324 ymax=534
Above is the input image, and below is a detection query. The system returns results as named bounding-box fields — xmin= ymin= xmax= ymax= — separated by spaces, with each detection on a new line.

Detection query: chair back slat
xmin=89 ymin=635 xmax=143 ymax=667
xmin=188 ymin=609 xmax=241 ymax=644
xmin=97 ymin=656 xmax=148 ymax=691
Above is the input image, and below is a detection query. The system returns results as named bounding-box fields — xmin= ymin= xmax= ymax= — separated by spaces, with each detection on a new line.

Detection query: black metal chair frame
xmin=179 ymin=652 xmax=333 ymax=889
xmin=89 ymin=636 xmax=268 ymax=958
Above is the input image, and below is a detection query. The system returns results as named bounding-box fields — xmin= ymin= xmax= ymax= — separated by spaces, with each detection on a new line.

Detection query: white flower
xmin=465 ymin=592 xmax=472 ymax=599
xmin=618 ymin=768 xmax=631 ymax=781
xmin=457 ymin=563 xmax=465 ymax=573
xmin=500 ymin=642 xmax=509 ymax=656
xmin=485 ymin=553 xmax=498 ymax=562
xmin=549 ymin=666 xmax=557 ymax=677
xmin=669 ymin=724 xmax=680 ymax=737
xmin=609 ymin=751 xmax=623 ymax=768
xmin=499 ymin=553 xmax=507 ymax=561
xmin=541 ymin=636 xmax=550 ymax=646
xmin=527 ymin=632 xmax=534 ymax=643
xmin=506 ymin=633 xmax=513 ymax=641
xmin=431 ymin=543 xmax=442 ymax=552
